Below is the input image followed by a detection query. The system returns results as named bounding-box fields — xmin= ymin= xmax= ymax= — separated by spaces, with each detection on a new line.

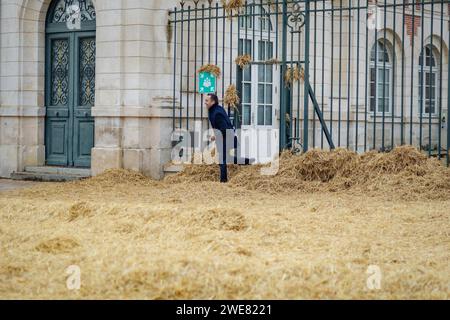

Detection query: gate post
xmin=302 ymin=0 xmax=311 ymax=153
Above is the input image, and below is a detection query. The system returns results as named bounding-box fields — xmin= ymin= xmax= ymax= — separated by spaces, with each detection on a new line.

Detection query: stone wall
xmin=0 ymin=0 xmax=179 ymax=179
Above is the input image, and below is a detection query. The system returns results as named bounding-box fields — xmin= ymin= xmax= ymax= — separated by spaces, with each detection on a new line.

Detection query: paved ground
xmin=0 ymin=179 xmax=41 ymax=193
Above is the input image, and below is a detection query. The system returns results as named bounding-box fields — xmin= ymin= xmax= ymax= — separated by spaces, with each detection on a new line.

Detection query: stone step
xmin=163 ymin=163 xmax=184 ymax=177
xmin=11 ymin=172 xmax=90 ymax=182
xmin=25 ymin=166 xmax=91 ymax=176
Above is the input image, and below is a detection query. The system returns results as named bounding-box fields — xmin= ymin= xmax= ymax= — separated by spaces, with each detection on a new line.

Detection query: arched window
xmin=369 ymin=40 xmax=392 ymax=113
xmin=419 ymin=46 xmax=438 ymax=114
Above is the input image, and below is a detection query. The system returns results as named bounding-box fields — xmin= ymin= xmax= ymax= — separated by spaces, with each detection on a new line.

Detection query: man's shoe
xmin=245 ymin=157 xmax=256 ymax=165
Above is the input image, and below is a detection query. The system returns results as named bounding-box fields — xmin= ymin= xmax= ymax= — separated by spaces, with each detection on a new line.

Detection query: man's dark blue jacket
xmin=208 ymin=104 xmax=234 ymax=133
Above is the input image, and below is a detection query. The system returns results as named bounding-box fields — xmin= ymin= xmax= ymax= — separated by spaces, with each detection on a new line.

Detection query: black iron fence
xmin=169 ymin=0 xmax=450 ymax=165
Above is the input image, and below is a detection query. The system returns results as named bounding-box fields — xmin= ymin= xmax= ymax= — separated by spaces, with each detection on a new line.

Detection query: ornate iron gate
xmin=169 ymin=0 xmax=450 ymax=165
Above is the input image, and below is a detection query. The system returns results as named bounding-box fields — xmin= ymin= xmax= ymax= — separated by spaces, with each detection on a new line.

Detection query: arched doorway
xmin=45 ymin=0 xmax=96 ymax=168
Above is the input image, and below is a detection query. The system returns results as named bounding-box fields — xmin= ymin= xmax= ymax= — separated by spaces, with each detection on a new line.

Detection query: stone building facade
xmin=0 ymin=0 xmax=449 ymax=180
xmin=0 ymin=0 xmax=181 ymax=179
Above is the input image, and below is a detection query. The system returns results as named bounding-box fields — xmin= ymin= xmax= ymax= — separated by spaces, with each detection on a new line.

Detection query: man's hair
xmin=207 ymin=93 xmax=219 ymax=105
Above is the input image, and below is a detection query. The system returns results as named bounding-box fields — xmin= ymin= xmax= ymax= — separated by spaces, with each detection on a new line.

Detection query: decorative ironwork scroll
xmin=51 ymin=39 xmax=70 ymax=106
xmin=287 ymin=1 xmax=305 ymax=31
xmin=51 ymin=0 xmax=96 ymax=23
xmin=79 ymin=37 xmax=96 ymax=106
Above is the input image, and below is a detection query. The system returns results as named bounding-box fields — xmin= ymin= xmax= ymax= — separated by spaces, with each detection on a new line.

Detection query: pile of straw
xmin=1 ymin=144 xmax=449 ymax=299
xmin=198 ymin=64 xmax=221 ymax=78
xmin=168 ymin=164 xmax=241 ymax=183
xmin=235 ymin=54 xmax=252 ymax=69
xmin=79 ymin=169 xmax=156 ymax=187
xmin=170 ymin=146 xmax=450 ymax=200
xmin=223 ymin=84 xmax=240 ymax=109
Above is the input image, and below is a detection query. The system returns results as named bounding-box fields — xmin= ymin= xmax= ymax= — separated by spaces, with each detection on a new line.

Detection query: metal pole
xmin=303 ymin=0 xmax=311 ymax=153
xmin=438 ymin=1 xmax=443 ymax=159
xmin=381 ymin=0 xmax=387 ymax=151
xmin=391 ymin=0 xmax=396 ymax=149
xmin=355 ymin=0 xmax=360 ymax=151
xmin=313 ymin=0 xmax=317 ymax=148
xmin=419 ymin=0 xmax=425 ymax=150
xmin=401 ymin=0 xmax=405 ymax=145
xmin=428 ymin=1 xmax=434 ymax=156
xmin=321 ymin=0 xmax=326 ymax=149
xmin=186 ymin=6 xmax=191 ymax=132
xmin=338 ymin=0 xmax=342 ymax=147
xmin=179 ymin=3 xmax=184 ymax=130
xmin=280 ymin=0 xmax=288 ymax=150
xmin=172 ymin=8 xmax=177 ymax=132
xmin=409 ymin=2 xmax=415 ymax=145
xmin=447 ymin=18 xmax=450 ymax=166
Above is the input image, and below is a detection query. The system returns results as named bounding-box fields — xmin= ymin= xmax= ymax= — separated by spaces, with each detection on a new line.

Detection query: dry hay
xmin=168 ymin=146 xmax=450 ymax=201
xmin=284 ymin=65 xmax=305 ymax=85
xmin=4 ymin=168 xmax=162 ymax=203
xmin=265 ymin=58 xmax=281 ymax=65
xmin=1 ymin=173 xmax=449 ymax=299
xmin=78 ymin=169 xmax=157 ymax=188
xmin=1 ymin=146 xmax=449 ymax=299
xmin=197 ymin=64 xmax=221 ymax=78
xmin=285 ymin=113 xmax=291 ymax=123
xmin=192 ymin=208 xmax=248 ymax=232
xmin=167 ymin=163 xmax=242 ymax=183
xmin=239 ymin=146 xmax=450 ymax=200
xmin=0 ymin=265 xmax=28 ymax=277
xmin=222 ymin=0 xmax=244 ymax=17
xmin=35 ymin=237 xmax=80 ymax=254
xmin=68 ymin=202 xmax=93 ymax=221
xmin=223 ymin=84 xmax=240 ymax=109
xmin=235 ymin=54 xmax=252 ymax=69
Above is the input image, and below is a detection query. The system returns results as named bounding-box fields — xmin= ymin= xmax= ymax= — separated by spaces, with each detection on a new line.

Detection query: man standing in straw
xmin=204 ymin=93 xmax=253 ymax=183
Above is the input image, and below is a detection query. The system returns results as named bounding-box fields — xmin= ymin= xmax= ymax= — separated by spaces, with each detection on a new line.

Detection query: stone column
xmin=0 ymin=0 xmax=46 ymax=178
xmin=92 ymin=0 xmax=179 ymax=179
xmin=91 ymin=0 xmax=126 ymax=175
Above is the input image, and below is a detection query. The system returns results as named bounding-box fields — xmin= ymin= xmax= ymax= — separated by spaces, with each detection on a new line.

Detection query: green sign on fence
xmin=199 ymin=72 xmax=216 ymax=94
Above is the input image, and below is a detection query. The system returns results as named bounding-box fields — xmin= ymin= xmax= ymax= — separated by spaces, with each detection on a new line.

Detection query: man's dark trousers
xmin=216 ymin=130 xmax=229 ymax=183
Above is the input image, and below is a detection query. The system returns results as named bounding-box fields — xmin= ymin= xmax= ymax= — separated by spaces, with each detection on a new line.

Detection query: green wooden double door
xmin=45 ymin=31 xmax=96 ymax=168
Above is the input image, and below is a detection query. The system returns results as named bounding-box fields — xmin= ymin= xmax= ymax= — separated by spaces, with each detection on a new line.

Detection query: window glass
xmin=419 ymin=46 xmax=438 ymax=114
xmin=257 ymin=106 xmax=265 ymax=125
xmin=265 ymin=106 xmax=272 ymax=126
xmin=369 ymin=41 xmax=392 ymax=113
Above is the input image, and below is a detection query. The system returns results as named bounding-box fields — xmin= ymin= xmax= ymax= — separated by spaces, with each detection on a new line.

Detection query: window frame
xmin=369 ymin=40 xmax=393 ymax=115
xmin=418 ymin=45 xmax=439 ymax=116
xmin=238 ymin=4 xmax=277 ymax=128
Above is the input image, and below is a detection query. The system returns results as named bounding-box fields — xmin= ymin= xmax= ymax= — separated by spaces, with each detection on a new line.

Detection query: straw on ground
xmin=0 ymin=146 xmax=449 ymax=299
